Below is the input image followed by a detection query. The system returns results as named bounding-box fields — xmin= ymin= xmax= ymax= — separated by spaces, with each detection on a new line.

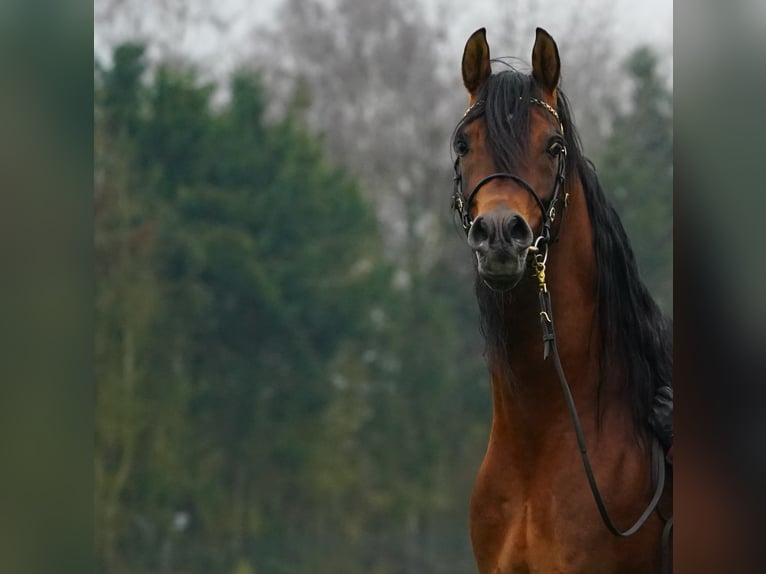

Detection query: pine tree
xmin=598 ymin=47 xmax=673 ymax=311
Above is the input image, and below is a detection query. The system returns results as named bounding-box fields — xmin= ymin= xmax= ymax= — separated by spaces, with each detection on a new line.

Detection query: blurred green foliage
xmin=94 ymin=33 xmax=671 ymax=573
xmin=95 ymin=43 xmax=488 ymax=574
xmin=597 ymin=47 xmax=673 ymax=312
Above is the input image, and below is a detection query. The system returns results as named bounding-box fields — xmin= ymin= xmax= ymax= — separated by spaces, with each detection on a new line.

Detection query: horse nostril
xmin=467 ymin=215 xmax=492 ymax=254
xmin=504 ymin=214 xmax=533 ymax=248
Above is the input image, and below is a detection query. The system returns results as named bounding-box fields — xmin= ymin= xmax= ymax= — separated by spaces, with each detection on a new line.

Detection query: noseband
xmin=451 ymin=98 xmax=568 ymax=253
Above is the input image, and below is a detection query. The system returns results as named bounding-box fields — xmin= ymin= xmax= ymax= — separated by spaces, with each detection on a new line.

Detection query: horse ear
xmin=462 ymin=28 xmax=491 ymax=100
xmin=531 ymin=27 xmax=561 ymax=96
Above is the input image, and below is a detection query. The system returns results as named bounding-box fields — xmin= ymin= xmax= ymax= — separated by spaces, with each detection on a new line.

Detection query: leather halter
xmin=450 ymin=98 xmax=672 ymax=565
xmin=451 ymin=98 xmax=568 ymax=252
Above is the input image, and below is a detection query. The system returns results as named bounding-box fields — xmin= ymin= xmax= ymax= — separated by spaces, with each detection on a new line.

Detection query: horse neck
xmin=487 ymin=177 xmax=608 ymax=435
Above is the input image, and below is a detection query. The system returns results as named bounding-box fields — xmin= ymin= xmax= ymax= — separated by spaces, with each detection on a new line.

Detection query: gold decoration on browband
xmin=463 ymin=97 xmax=563 ymax=134
xmin=463 ymin=100 xmax=482 ymax=117
xmin=530 ymin=97 xmax=564 ymax=134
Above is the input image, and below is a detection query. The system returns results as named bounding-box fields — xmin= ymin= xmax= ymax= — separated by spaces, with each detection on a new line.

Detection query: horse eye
xmin=547 ymin=140 xmax=564 ymax=157
xmin=454 ymin=137 xmax=470 ymax=157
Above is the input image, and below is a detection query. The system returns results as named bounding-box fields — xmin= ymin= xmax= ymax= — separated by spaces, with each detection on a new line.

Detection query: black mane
xmin=453 ymin=67 xmax=672 ymax=440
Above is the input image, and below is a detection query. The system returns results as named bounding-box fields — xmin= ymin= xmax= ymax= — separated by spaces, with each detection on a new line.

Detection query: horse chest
xmin=470 ymin=464 xmax=623 ymax=574
xmin=470 ymin=495 xmax=556 ymax=572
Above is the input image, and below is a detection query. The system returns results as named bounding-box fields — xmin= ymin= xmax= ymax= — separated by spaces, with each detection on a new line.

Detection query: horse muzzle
xmin=467 ymin=208 xmax=533 ymax=291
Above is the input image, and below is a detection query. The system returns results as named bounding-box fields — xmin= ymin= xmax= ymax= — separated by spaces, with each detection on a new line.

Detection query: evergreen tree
xmin=95 ymin=45 xmax=390 ymax=573
xmin=598 ymin=46 xmax=673 ymax=310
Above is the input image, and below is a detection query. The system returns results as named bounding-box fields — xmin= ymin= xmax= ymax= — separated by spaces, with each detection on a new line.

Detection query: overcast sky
xmin=429 ymin=0 xmax=672 ymax=79
xmin=95 ymin=0 xmax=672 ymax=79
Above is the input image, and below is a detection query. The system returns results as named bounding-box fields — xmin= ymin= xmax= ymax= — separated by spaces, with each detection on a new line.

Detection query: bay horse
xmin=451 ymin=28 xmax=672 ymax=573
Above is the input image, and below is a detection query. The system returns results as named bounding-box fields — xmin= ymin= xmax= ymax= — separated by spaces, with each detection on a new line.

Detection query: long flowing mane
xmin=453 ymin=66 xmax=672 ymax=439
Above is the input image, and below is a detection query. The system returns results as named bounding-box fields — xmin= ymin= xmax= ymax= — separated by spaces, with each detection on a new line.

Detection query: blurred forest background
xmin=94 ymin=0 xmax=672 ymax=572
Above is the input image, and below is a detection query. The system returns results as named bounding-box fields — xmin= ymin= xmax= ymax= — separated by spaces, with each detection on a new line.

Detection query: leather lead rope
xmin=534 ymin=252 xmax=671 ymax=570
xmin=661 ymin=516 xmax=673 ymax=573
xmin=538 ymin=289 xmax=555 ymax=360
